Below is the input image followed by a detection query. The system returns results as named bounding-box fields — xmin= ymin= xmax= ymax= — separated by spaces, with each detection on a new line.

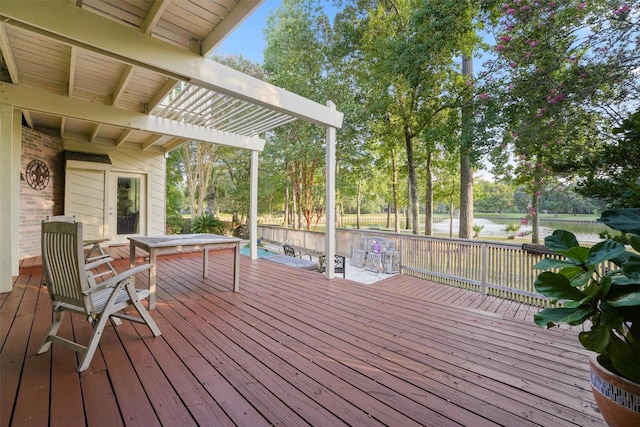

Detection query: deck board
xmin=1 ymin=249 xmax=605 ymax=426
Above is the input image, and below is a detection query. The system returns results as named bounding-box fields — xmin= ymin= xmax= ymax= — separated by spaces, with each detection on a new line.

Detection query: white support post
xmin=324 ymin=101 xmax=337 ymax=279
xmin=249 ymin=150 xmax=259 ymax=259
xmin=0 ymin=104 xmax=21 ymax=292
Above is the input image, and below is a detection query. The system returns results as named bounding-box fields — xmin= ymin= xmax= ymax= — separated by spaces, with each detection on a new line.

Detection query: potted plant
xmin=533 ymin=208 xmax=640 ymax=427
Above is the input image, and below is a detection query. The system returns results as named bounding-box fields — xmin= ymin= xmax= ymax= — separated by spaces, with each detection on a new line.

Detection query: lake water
xmin=432 ymin=217 xmax=611 ymax=243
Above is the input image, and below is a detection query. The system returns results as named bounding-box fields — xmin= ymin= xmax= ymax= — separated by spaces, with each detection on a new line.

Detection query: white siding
xmin=65 ymin=168 xmax=106 ymax=239
xmin=64 ymin=142 xmax=166 ymax=241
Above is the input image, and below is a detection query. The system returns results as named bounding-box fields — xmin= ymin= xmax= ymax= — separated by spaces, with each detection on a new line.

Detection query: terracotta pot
xmin=589 ymin=355 xmax=640 ymax=427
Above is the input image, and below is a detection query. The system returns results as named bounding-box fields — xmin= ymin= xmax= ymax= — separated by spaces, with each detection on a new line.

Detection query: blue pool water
xmin=240 ymin=246 xmax=277 ymax=258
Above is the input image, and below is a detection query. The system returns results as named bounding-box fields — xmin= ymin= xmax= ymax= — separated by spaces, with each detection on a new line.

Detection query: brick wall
xmin=20 ymin=127 xmax=64 ymax=258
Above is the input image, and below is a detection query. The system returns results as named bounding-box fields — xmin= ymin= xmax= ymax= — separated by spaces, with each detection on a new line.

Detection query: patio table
xmin=128 ymin=234 xmax=241 ymax=309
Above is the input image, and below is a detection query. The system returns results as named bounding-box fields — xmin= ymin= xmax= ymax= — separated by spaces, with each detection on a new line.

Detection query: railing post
xmin=481 ymin=242 xmax=488 ymax=295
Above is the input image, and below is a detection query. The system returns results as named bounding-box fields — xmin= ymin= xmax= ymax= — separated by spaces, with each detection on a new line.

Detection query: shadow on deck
xmin=2 ymin=248 xmax=603 ymax=426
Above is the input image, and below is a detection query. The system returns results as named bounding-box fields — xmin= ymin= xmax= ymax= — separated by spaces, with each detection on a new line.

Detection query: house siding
xmin=64 ymin=140 xmax=166 ymax=242
xmin=19 ymin=127 xmax=167 ymax=259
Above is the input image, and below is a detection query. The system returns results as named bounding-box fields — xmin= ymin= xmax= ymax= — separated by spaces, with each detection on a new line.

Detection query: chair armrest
xmin=83 ymin=264 xmax=151 ymax=295
xmin=85 ymin=256 xmax=115 ymax=271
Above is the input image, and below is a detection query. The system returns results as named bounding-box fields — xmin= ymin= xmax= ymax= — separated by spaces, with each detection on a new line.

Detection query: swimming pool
xmin=239 ymin=246 xmax=278 ymax=258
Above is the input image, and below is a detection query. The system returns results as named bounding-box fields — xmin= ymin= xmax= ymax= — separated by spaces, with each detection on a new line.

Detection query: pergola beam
xmin=1 ymin=83 xmax=265 ymax=151
xmin=0 ymin=1 xmax=344 ymax=129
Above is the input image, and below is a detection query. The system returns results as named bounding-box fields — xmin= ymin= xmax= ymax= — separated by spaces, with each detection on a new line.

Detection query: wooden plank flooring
xmin=3 ymin=249 xmax=605 ymax=426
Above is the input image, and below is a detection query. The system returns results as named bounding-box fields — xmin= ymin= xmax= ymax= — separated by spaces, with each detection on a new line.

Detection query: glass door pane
xmin=116 ymin=176 xmax=140 ymax=235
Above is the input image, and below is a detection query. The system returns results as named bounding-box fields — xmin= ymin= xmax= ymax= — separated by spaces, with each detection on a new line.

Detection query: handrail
xmin=257 ymin=225 xmax=562 ymax=307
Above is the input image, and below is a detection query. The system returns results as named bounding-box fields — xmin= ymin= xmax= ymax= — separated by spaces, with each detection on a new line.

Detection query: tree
xmin=179 ymin=140 xmax=220 ymax=219
xmin=474 ymin=180 xmax=516 ymax=213
xmin=479 ymin=0 xmax=639 ymax=243
xmin=263 ymin=0 xmax=332 ymax=230
xmin=334 ymin=0 xmax=482 ymax=234
xmin=574 ymin=108 xmax=640 ymax=207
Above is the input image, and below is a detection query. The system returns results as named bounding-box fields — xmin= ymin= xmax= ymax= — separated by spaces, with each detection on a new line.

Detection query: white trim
xmin=324 ymin=101 xmax=337 ymax=279
xmin=250 ymin=150 xmax=259 ymax=259
xmin=0 ymin=104 xmax=21 ymax=290
xmin=0 ymin=1 xmax=344 ymax=129
xmin=0 ymin=84 xmax=265 ymax=151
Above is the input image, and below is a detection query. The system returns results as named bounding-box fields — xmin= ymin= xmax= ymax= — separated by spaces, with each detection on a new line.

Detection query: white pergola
xmin=0 ymin=0 xmax=343 ymax=292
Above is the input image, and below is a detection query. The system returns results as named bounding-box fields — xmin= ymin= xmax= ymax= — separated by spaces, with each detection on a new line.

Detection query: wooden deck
xmin=3 ymin=247 xmax=604 ymax=426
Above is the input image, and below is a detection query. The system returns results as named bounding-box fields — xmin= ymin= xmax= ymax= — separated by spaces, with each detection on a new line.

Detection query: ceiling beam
xmin=0 ymin=1 xmax=344 ymax=129
xmin=1 ymin=83 xmax=265 ymax=151
xmin=200 ymin=0 xmax=263 ymax=56
xmin=141 ymin=0 xmax=169 ymax=35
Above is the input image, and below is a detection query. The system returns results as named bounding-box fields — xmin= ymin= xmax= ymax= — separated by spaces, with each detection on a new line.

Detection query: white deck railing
xmin=258 ymin=225 xmax=560 ymax=307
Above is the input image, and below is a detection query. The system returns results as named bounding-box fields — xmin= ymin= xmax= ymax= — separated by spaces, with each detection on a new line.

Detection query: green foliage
xmin=166 ymin=214 xmax=185 ymax=235
xmin=533 ymin=209 xmax=640 ymax=383
xmin=190 ymin=215 xmax=227 ymax=235
xmin=165 ymin=150 xmax=184 ymax=218
xmin=478 ymin=0 xmax=639 ymax=240
xmin=575 ymin=109 xmax=640 ymax=207
xmin=262 ymin=0 xmax=331 ymax=230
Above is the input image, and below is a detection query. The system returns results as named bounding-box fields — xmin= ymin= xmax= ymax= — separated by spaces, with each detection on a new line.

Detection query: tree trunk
xmin=356 ymin=180 xmax=362 ymax=229
xmin=449 ymin=194 xmax=454 ymax=238
xmin=284 ymin=184 xmax=290 ymax=227
xmin=405 ymin=126 xmax=420 ymax=234
xmin=459 ymin=155 xmax=474 ymax=238
xmin=386 ymin=204 xmax=391 ymax=229
xmin=531 ymin=191 xmax=540 ymax=244
xmin=459 ymin=54 xmax=474 ymax=239
xmin=406 ymin=179 xmax=412 ymax=230
xmin=392 ymin=152 xmax=400 ymax=233
xmin=424 ymin=152 xmax=433 ymax=236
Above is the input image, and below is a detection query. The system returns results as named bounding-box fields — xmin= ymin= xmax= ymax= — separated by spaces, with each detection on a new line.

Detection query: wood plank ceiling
xmin=0 ymin=0 xmax=328 ymax=153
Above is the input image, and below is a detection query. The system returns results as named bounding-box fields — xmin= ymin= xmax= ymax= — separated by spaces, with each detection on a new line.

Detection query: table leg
xmin=148 ymin=249 xmax=157 ymax=310
xmin=129 ymin=243 xmax=135 ymax=269
xmin=203 ymin=248 xmax=209 ymax=278
xmin=233 ymin=243 xmax=240 ymax=292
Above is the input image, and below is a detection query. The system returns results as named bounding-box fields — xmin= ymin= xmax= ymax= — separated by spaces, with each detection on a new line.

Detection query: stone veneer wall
xmin=20 ymin=127 xmax=64 ymax=259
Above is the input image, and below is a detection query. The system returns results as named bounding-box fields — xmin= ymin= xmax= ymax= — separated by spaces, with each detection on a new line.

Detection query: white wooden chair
xmin=46 ymin=215 xmax=115 ymax=277
xmin=38 ymin=220 xmax=161 ymax=372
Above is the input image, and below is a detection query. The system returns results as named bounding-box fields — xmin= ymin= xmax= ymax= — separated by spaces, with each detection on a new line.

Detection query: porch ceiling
xmin=0 ymin=0 xmax=342 ymax=152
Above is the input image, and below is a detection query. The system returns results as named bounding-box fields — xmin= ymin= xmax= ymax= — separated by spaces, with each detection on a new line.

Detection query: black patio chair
xmin=319 ymin=254 xmax=346 ymax=279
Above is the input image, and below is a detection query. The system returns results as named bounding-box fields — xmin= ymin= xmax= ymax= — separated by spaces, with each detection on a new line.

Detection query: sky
xmin=214 ymin=0 xmax=284 ymax=63
xmin=215 ymin=0 xmax=494 ymax=71
xmin=214 ymin=0 xmax=341 ymax=63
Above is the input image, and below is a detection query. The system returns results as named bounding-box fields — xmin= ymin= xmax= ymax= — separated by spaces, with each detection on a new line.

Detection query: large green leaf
xmin=622 ymin=253 xmax=640 ymax=280
xmin=607 ymin=286 xmax=640 ymax=307
xmin=598 ymin=208 xmax=640 ymax=235
xmin=533 ymin=258 xmax=579 ymax=271
xmin=534 ymin=272 xmax=588 ymax=300
xmin=607 ymin=334 xmax=640 ymax=383
xmin=554 ymin=246 xmax=590 ymax=264
xmin=533 ymin=306 xmax=595 ymax=327
xmin=544 ymin=230 xmax=578 ymax=252
xmin=612 ymin=276 xmax=640 ymax=286
xmin=559 ymin=266 xmax=594 ymax=287
xmin=585 ymin=240 xmax=627 ymax=267
xmin=629 ymin=235 xmax=640 ymax=253
xmin=579 ymin=325 xmax=609 ymax=353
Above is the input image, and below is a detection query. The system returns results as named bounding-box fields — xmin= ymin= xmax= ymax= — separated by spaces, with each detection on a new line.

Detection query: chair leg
xmin=37 ymin=310 xmax=65 ymax=354
xmin=77 ymin=280 xmax=128 ymax=372
xmin=77 ymin=308 xmax=112 ymax=372
xmin=124 ymin=281 xmax=161 ymax=337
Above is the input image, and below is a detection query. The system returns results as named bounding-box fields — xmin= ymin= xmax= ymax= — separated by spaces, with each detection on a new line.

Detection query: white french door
xmin=110 ymin=172 xmax=146 ymax=244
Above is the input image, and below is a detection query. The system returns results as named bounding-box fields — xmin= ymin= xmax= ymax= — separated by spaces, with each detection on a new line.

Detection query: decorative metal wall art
xmin=25 ymin=159 xmax=50 ymax=190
